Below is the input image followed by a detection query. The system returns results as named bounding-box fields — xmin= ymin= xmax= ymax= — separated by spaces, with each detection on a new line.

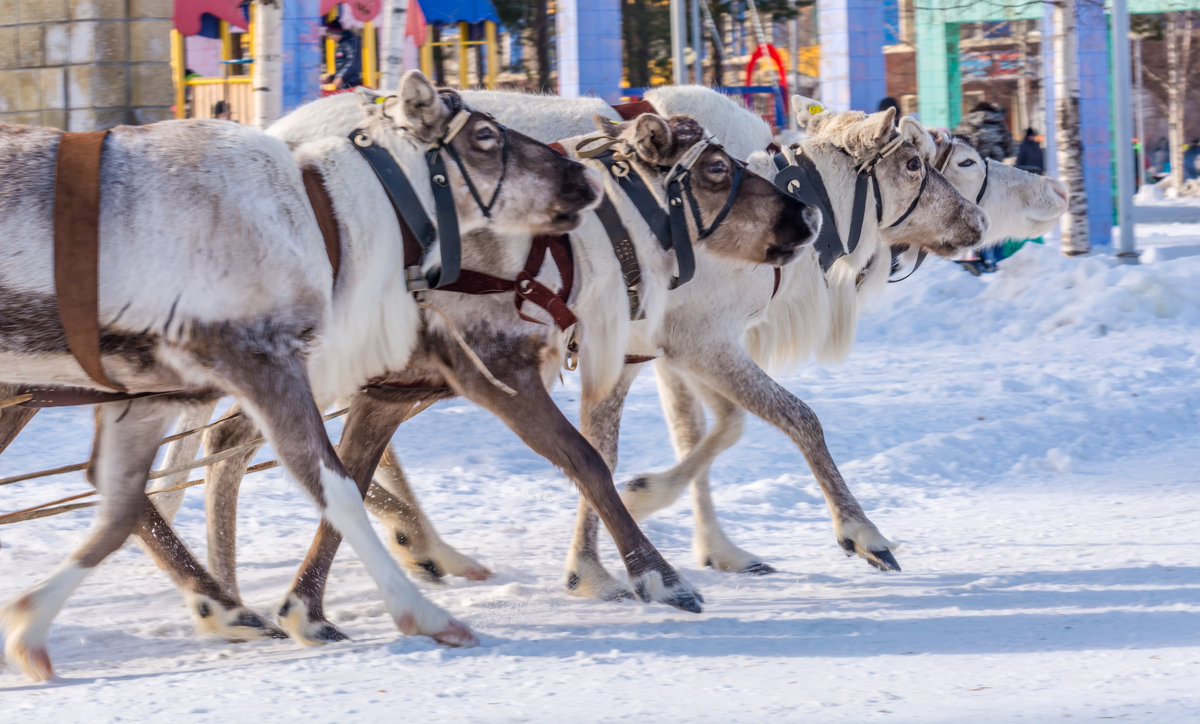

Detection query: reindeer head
xmin=804 ymin=105 xmax=988 ymax=257
xmin=593 ymin=112 xmax=820 ymax=266
xmin=929 ymin=130 xmax=1069 ymax=242
xmin=378 ymin=71 xmax=599 ymax=235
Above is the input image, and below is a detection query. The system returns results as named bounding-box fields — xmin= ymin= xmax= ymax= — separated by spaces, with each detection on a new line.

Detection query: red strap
xmin=611 ymin=99 xmax=656 ymax=121
xmin=436 ymin=235 xmax=576 ymax=331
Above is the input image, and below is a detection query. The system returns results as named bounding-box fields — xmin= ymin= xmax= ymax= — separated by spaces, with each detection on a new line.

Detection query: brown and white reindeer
xmin=202 ymin=93 xmax=987 ymax=608
xmin=0 ymin=71 xmax=605 ymax=680
xmin=617 ymin=105 xmax=1070 ymax=575
xmin=66 ymin=92 xmax=819 ymax=643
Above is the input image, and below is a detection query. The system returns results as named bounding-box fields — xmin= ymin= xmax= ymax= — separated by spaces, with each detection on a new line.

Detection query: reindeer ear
xmin=396 ymin=70 xmax=449 ymax=141
xmin=866 ymin=107 xmax=898 ymax=145
xmin=793 ymin=94 xmax=833 ymax=134
xmin=899 ymin=116 xmax=935 ymax=159
xmin=593 ymin=113 xmax=628 ymax=137
xmin=628 ymin=114 xmax=673 ymax=165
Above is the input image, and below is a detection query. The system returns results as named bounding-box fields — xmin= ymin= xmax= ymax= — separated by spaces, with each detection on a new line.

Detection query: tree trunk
xmin=1166 ymin=12 xmax=1194 ymax=190
xmin=1053 ymin=0 xmax=1089 ymax=254
xmin=711 ymin=11 xmax=725 ymax=86
xmin=624 ymin=0 xmax=649 ymax=88
xmin=432 ymin=25 xmax=445 ymax=85
xmin=379 ymin=0 xmax=408 ymax=92
xmin=536 ymin=0 xmax=551 ymax=92
xmin=251 ymin=0 xmax=283 ymax=128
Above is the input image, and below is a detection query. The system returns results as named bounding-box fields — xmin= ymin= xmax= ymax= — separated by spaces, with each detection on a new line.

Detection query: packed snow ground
xmin=3 ymin=203 xmax=1200 ymax=722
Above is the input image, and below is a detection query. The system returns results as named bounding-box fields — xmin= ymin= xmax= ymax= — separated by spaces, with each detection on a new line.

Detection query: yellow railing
xmin=419 ymin=20 xmax=499 ymax=89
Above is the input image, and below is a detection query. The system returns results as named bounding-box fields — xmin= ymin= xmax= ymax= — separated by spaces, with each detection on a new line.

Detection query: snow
xmin=3 ymin=202 xmax=1200 ymax=721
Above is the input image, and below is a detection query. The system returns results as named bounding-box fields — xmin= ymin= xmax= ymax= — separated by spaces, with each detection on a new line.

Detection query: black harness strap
xmin=774 ymin=150 xmax=856 ymax=271
xmin=348 ymin=129 xmax=452 ymax=289
xmin=593 ymin=196 xmax=646 ymax=320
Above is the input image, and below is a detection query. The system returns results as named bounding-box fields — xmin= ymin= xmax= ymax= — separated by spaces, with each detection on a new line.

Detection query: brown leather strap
xmin=623 ymin=354 xmax=657 ymax=365
xmin=593 ymin=196 xmax=644 ymax=320
xmin=302 ymin=167 xmax=341 ymax=282
xmin=548 ymin=142 xmax=567 ymax=156
xmin=54 ymin=129 xmax=125 ymax=391
xmin=437 ymin=235 xmax=577 ymax=331
xmin=611 ymin=99 xmax=657 ymax=121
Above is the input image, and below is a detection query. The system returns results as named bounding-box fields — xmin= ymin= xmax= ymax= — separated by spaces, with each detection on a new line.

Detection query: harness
xmin=772 ymin=134 xmax=925 ymax=275
xmin=889 ymin=139 xmax=989 ymax=283
xmin=346 ymin=98 xmax=575 ymax=332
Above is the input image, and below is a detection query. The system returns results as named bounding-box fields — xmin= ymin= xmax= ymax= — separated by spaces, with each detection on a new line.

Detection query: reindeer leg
xmin=564 ymin=364 xmax=640 ymax=601
xmin=1 ymin=398 xmax=176 ymax=681
xmin=371 ymin=445 xmax=492 ymax=583
xmin=201 ymin=408 xmax=261 ymax=598
xmin=144 ymin=400 xmax=219 ymax=523
xmin=208 ymin=349 xmax=475 ymax=647
xmin=450 ymin=355 xmax=701 ymax=613
xmin=619 ymin=362 xmax=715 ymax=520
xmin=620 ymin=364 xmax=771 ymax=574
xmin=274 ymin=393 xmax=410 ymax=644
xmin=675 ymin=344 xmax=900 ymax=572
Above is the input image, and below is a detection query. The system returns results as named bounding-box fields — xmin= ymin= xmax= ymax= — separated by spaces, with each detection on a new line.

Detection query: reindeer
xmin=297 ymin=95 xmax=993 ymax=596
xmin=0 ymin=71 xmax=606 ymax=680
xmin=187 ymin=95 xmax=988 ymax=615
xmin=618 ymin=107 xmax=1070 ymax=575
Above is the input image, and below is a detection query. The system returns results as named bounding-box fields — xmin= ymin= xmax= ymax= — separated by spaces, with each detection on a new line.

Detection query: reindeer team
xmin=0 ymin=70 xmax=1068 ymax=680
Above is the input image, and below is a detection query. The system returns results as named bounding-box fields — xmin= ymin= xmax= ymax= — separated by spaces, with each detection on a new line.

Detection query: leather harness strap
xmin=54 ymin=129 xmax=126 ymax=392
xmin=611 ymin=99 xmax=657 ymax=121
xmin=437 ymin=233 xmax=576 ymax=330
xmin=301 ymin=167 xmax=342 ymax=281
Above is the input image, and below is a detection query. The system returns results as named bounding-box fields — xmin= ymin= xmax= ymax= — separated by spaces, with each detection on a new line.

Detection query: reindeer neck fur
xmin=289 ymin=134 xmax=424 ymax=406
xmin=741 ymin=138 xmax=892 ymax=368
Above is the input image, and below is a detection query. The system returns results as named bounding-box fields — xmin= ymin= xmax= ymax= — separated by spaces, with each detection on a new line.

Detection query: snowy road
xmin=2 ymin=208 xmax=1199 ymax=721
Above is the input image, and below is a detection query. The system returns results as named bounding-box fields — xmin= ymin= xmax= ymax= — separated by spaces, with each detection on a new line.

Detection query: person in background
xmin=1015 ymin=128 xmax=1044 ymax=175
xmin=212 ymin=100 xmax=232 ymax=121
xmin=323 ymin=18 xmax=362 ymax=89
xmin=1183 ymin=138 xmax=1200 ymax=181
xmin=953 ymin=101 xmax=1014 ymax=162
xmin=1151 ymin=137 xmax=1168 ymax=178
xmin=953 ymin=103 xmax=1015 ymax=274
xmin=877 ymin=96 xmax=901 ymax=115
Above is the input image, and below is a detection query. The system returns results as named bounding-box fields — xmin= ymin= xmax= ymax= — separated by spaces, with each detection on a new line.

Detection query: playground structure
xmin=159 ymin=0 xmax=1200 ymax=252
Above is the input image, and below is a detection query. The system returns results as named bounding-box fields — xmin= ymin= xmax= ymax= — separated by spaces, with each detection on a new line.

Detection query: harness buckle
xmin=563 ymin=330 xmax=580 ymax=372
xmin=405 ymin=265 xmax=429 ymax=292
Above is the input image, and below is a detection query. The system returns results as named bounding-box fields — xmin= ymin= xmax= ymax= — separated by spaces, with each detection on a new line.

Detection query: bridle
xmin=347 ymin=93 xmax=512 ymax=292
xmin=773 ymin=131 xmax=927 ymax=273
xmin=890 ymin=135 xmax=988 ymax=283
xmin=577 ymin=132 xmax=743 ymax=288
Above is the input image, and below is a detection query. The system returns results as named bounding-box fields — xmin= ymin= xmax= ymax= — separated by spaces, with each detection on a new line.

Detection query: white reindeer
xmin=620 ymin=104 xmax=1071 ymax=575
xmin=248 ymin=90 xmax=989 ymax=603
xmin=42 ymin=90 xmax=819 ymax=643
xmin=0 ymin=71 xmax=604 ymax=680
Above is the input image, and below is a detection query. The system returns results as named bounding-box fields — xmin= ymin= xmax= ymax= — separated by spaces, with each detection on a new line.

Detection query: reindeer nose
xmin=560 ymin=164 xmax=600 ymax=209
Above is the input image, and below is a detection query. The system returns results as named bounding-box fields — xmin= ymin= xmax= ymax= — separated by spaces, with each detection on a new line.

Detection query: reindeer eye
xmin=708 ymin=159 xmax=728 ymax=175
xmin=906 ymin=156 xmax=922 ymax=172
xmin=958 ymin=158 xmax=976 ymax=168
xmin=474 ymin=125 xmax=497 ymax=143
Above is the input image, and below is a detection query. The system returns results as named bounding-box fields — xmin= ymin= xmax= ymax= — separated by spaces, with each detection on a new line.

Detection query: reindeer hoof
xmin=564 ymin=571 xmax=635 ymax=602
xmin=431 ymin=618 xmax=478 ymax=648
xmin=631 ymin=571 xmax=704 ymax=614
xmin=838 ymin=528 xmax=901 ymax=572
xmin=6 ymin=642 xmax=54 ymax=682
xmin=233 ymin=611 xmax=289 ymax=640
xmin=867 ymin=548 xmax=902 ymax=572
xmin=414 ymin=559 xmax=444 ymax=582
xmin=741 ymin=561 xmax=777 ymax=575
xmin=275 ymin=594 xmax=349 ymax=645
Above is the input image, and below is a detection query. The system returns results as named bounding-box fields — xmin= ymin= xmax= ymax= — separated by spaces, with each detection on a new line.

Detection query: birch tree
xmin=1144 ymin=11 xmax=1197 ymax=190
xmin=252 ymin=0 xmax=283 ymax=128
xmin=1054 ymin=0 xmax=1090 ymax=254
